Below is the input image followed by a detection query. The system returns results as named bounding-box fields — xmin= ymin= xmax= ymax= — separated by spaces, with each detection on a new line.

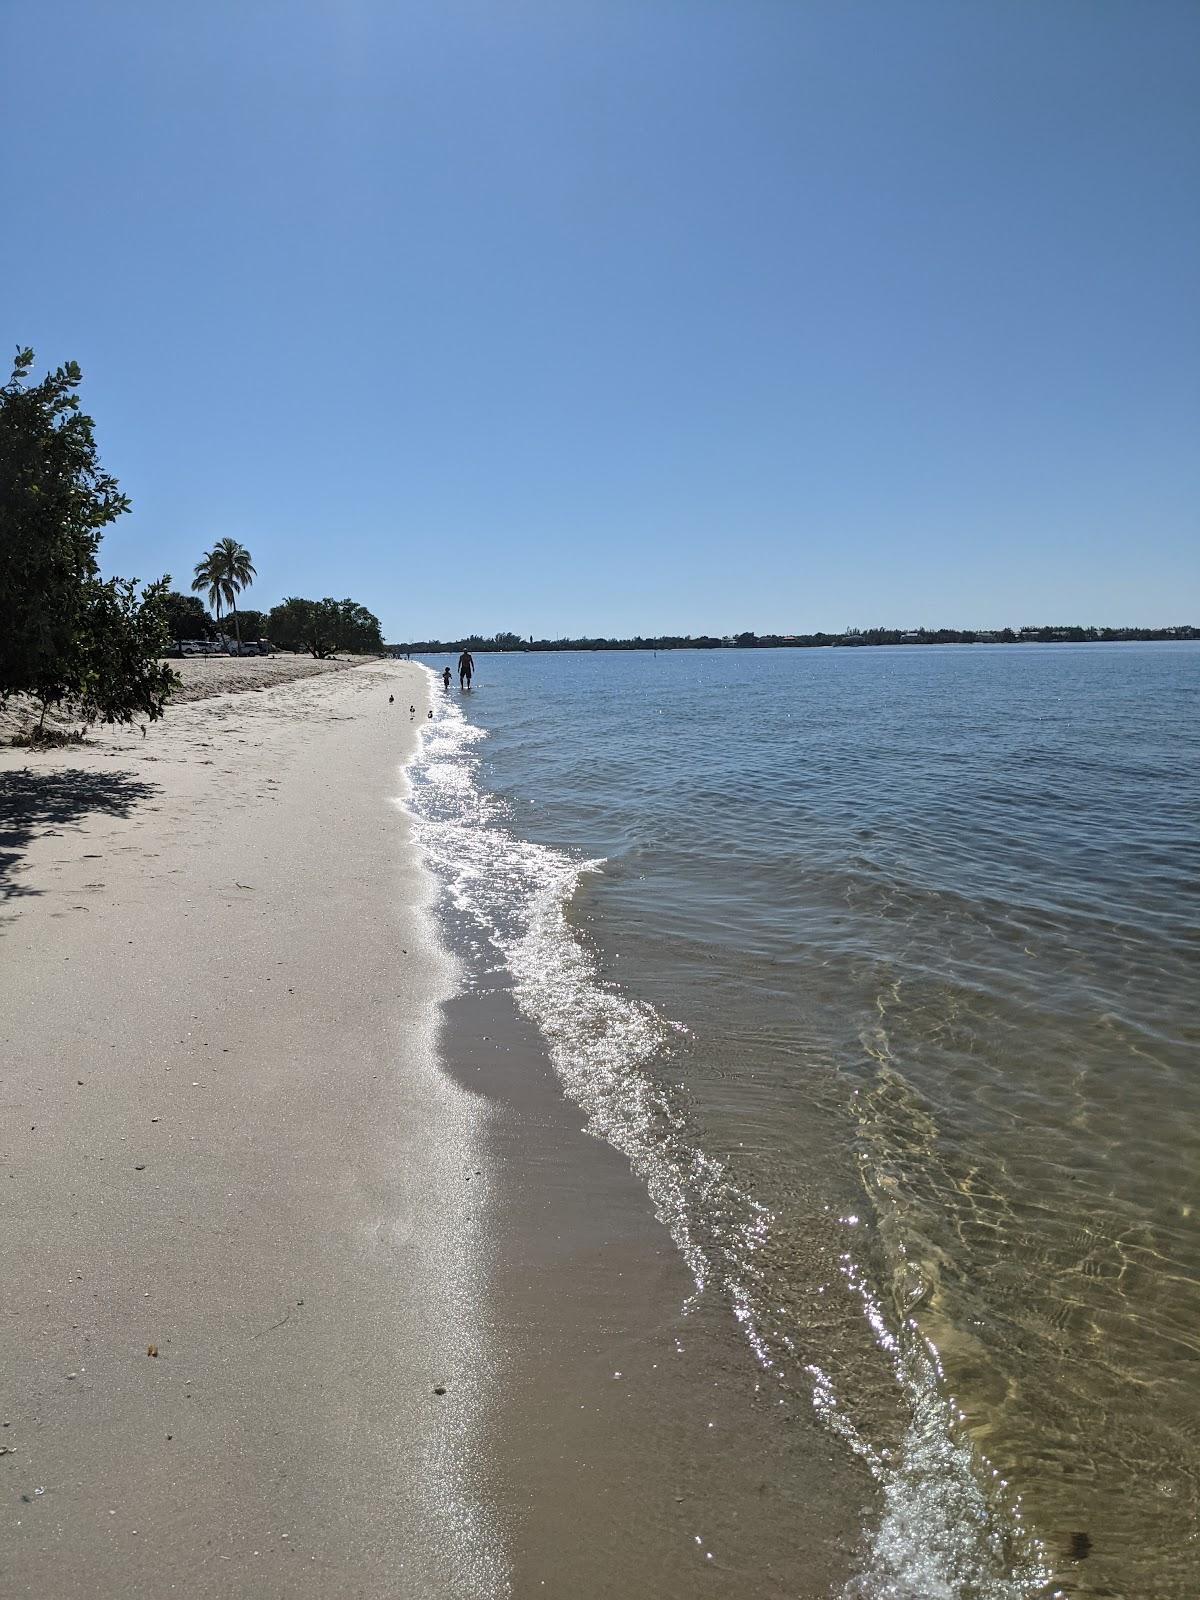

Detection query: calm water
xmin=407 ymin=644 xmax=1200 ymax=1599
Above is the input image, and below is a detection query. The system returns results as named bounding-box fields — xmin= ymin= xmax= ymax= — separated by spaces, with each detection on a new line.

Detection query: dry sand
xmin=160 ymin=653 xmax=372 ymax=703
xmin=0 ymin=654 xmax=375 ymax=743
xmin=0 ymin=661 xmax=504 ymax=1597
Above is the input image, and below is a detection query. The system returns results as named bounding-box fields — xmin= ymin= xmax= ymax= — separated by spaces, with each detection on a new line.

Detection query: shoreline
xmin=407 ymin=673 xmax=874 ymax=1595
xmin=4 ymin=657 xmax=872 ymax=1596
xmin=432 ymin=936 xmax=872 ymax=1597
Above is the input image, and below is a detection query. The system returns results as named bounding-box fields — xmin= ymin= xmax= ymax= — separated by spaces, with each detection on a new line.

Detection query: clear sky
xmin=5 ymin=1 xmax=1197 ymax=640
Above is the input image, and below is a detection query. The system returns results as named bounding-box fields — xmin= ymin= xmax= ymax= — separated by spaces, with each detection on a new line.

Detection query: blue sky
xmin=5 ymin=1 xmax=1197 ymax=639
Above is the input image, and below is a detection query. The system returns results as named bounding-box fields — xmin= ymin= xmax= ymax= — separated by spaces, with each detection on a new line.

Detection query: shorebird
xmin=388 ymin=694 xmax=394 ymax=703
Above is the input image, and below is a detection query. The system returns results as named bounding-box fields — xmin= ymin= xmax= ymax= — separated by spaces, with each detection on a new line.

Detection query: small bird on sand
xmin=410 ymin=704 xmax=416 ymax=716
xmin=427 ymin=709 xmax=433 ymax=719
xmin=388 ymin=694 xmax=394 ymax=703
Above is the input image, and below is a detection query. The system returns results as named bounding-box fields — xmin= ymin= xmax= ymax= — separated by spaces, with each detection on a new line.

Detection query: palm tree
xmin=192 ymin=539 xmax=256 ymax=650
xmin=191 ymin=550 xmax=228 ymax=635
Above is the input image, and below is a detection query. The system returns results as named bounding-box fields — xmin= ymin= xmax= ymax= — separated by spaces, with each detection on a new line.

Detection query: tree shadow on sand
xmin=0 ymin=767 xmax=160 ymax=909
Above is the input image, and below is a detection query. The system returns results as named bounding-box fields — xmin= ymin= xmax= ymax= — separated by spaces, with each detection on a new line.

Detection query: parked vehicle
xmin=166 ymin=638 xmax=225 ymax=658
xmin=165 ymin=636 xmax=272 ymax=659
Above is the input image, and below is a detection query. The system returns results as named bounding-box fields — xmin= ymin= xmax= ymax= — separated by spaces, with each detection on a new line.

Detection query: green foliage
xmin=266 ymin=597 xmax=331 ymax=657
xmin=266 ymin=596 xmax=384 ymax=658
xmin=159 ymin=590 xmax=215 ymax=643
xmin=232 ymin=607 xmax=266 ymax=640
xmin=75 ymin=577 xmax=177 ymax=724
xmin=334 ymin=598 xmax=384 ymax=653
xmin=1 ymin=347 xmax=126 ymax=700
xmin=0 ymin=347 xmax=177 ymax=726
xmin=192 ymin=537 xmax=255 ymax=644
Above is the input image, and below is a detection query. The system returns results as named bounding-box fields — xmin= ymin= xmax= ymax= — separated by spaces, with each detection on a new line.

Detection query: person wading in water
xmin=442 ymin=666 xmax=452 ymax=691
xmin=458 ymin=649 xmax=475 ymax=690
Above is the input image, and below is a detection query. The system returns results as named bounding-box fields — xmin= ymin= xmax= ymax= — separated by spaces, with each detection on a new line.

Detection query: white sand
xmin=0 ymin=654 xmax=377 ymax=744
xmin=0 ymin=661 xmax=505 ymax=1597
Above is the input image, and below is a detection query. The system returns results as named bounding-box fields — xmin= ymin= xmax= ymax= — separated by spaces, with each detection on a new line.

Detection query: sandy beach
xmin=1 ymin=658 xmax=866 ymax=1598
xmin=1 ymin=660 xmax=507 ymax=1597
xmin=0 ymin=654 xmax=373 ymax=744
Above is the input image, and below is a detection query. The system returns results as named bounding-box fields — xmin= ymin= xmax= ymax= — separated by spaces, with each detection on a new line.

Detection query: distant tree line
xmin=159 ymin=546 xmax=384 ymax=660
xmin=160 ymin=534 xmax=384 ymax=659
xmin=156 ymin=588 xmax=383 ymax=658
xmin=266 ymin=597 xmax=384 ymax=658
xmin=396 ymin=624 xmax=1197 ymax=654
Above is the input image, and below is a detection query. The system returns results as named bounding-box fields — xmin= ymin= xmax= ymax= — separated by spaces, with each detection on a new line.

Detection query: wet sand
xmin=440 ymin=956 xmax=873 ymax=1598
xmin=1 ymin=659 xmax=869 ymax=1596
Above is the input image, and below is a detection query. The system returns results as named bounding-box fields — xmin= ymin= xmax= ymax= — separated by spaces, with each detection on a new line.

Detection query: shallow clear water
xmin=408 ymin=644 xmax=1200 ymax=1599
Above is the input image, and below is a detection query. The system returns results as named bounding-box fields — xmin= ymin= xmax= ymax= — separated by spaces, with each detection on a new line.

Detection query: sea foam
xmin=404 ymin=674 xmax=1052 ymax=1600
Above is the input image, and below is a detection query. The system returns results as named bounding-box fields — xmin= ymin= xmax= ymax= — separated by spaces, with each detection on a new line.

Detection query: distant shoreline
xmin=400 ymin=626 xmax=1197 ymax=654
